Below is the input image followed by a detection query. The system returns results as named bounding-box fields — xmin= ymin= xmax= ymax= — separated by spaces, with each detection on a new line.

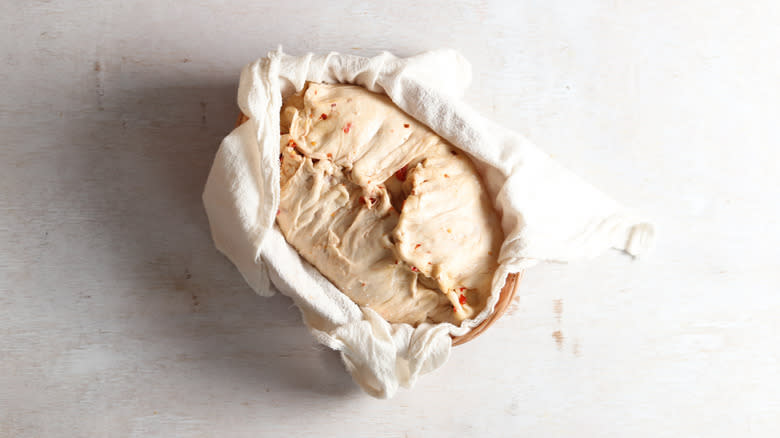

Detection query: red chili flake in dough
xmin=411 ymin=266 xmax=418 ymax=272
xmin=459 ymin=287 xmax=465 ymax=292
xmin=276 ymin=209 xmax=280 ymax=216
xmin=414 ymin=244 xmax=421 ymax=249
xmin=395 ymin=165 xmax=408 ymax=181
xmin=459 ymin=294 xmax=467 ymax=304
xmin=327 ymin=153 xmax=332 ymax=158
xmin=403 ymin=123 xmax=410 ymax=128
xmin=288 ymin=139 xmax=297 ymax=147
xmin=444 ymin=174 xmax=449 ymax=178
xmin=311 ymin=141 xmax=317 ymax=146
xmin=320 ymin=113 xmax=328 ymax=120
xmin=331 ymin=103 xmax=336 ymax=107
xmin=370 ymin=197 xmax=376 ymax=204
xmin=452 ymin=305 xmax=457 ymax=312
xmin=343 ymin=122 xmax=352 ymax=133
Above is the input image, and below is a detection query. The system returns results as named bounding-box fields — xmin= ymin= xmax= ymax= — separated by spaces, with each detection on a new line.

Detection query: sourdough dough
xmin=276 ymin=83 xmax=502 ymax=325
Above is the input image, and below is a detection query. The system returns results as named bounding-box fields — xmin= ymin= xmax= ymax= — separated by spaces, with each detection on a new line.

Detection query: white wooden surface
xmin=2 ymin=1 xmax=779 ymax=436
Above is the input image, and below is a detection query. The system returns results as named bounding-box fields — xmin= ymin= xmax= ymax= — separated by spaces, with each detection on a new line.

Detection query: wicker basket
xmin=235 ymin=113 xmax=521 ymax=345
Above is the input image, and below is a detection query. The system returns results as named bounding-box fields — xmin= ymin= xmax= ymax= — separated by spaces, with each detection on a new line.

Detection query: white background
xmin=2 ymin=1 xmax=779 ymax=437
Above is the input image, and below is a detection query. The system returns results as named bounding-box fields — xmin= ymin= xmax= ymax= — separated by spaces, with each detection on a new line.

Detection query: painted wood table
xmin=2 ymin=1 xmax=778 ymax=436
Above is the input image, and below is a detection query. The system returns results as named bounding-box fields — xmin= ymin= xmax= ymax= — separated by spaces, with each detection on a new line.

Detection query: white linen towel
xmin=202 ymin=48 xmax=654 ymax=398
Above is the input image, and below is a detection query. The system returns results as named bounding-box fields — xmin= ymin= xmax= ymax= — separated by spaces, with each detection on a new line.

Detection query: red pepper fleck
xmin=395 ymin=165 xmax=408 ymax=181
xmin=403 ymin=123 xmax=410 ymax=128
xmin=395 ymin=260 xmax=399 ymax=264
xmin=414 ymin=244 xmax=421 ymax=249
xmin=369 ymin=197 xmax=376 ymax=204
xmin=276 ymin=209 xmax=281 ymax=216
xmin=327 ymin=153 xmax=333 ymax=158
xmin=343 ymin=122 xmax=352 ymax=134
xmin=459 ymin=294 xmax=467 ymax=304
xmin=444 ymin=174 xmax=449 ymax=178
xmin=452 ymin=305 xmax=457 ymax=312
xmin=411 ymin=266 xmax=418 ymax=272
xmin=320 ymin=113 xmax=328 ymax=120
xmin=331 ymin=103 xmax=336 ymax=107
xmin=459 ymin=287 xmax=465 ymax=292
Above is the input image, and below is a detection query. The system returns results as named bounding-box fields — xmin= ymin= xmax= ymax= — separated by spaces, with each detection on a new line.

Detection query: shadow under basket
xmin=235 ymin=113 xmax=522 ymax=346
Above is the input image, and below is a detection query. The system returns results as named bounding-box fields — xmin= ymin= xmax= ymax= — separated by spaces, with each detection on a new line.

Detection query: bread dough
xmin=276 ymin=83 xmax=502 ymax=325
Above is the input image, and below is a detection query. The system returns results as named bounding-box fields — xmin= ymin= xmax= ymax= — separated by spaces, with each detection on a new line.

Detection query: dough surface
xmin=277 ymin=83 xmax=502 ymax=325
